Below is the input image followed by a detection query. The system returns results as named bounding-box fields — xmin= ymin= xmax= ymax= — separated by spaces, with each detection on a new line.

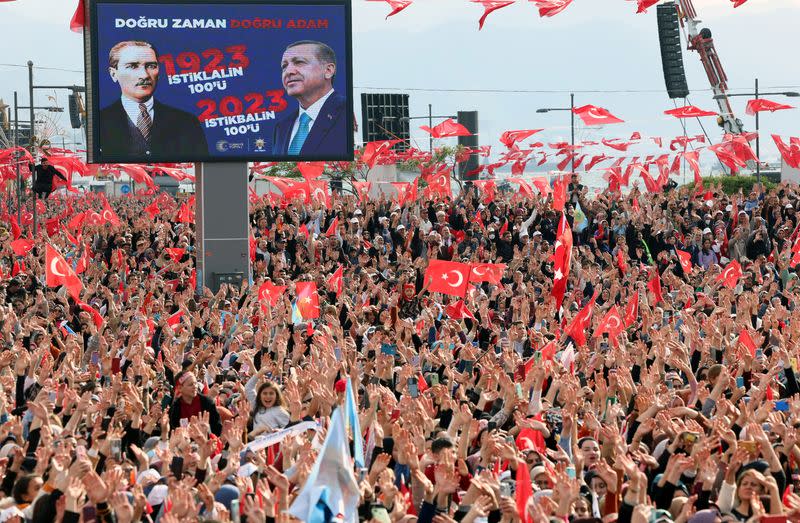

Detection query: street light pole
xmin=13 ymin=92 xmax=21 ymax=223
xmin=536 ymin=93 xmax=577 ymax=172
xmin=570 ymin=93 xmax=575 ymax=172
xmin=28 ymin=61 xmax=37 ymax=236
xmin=754 ymin=78 xmax=760 ymax=185
xmin=428 ymin=104 xmax=433 ymax=153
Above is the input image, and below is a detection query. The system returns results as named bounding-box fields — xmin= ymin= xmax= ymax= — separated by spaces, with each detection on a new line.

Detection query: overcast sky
xmin=1 ymin=0 xmax=798 ymax=170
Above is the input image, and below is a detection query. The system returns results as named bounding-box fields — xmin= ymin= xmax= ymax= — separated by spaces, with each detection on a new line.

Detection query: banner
xmin=87 ymin=0 xmax=354 ymax=163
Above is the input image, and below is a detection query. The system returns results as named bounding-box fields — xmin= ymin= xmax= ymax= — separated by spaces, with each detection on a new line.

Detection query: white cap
xmin=238 ymin=462 xmax=259 ymax=478
xmin=702 ymin=228 xmax=712 ymax=235
xmin=396 ymin=225 xmax=405 ymax=231
xmin=136 ymin=469 xmax=161 ymax=487
xmin=147 ymin=484 xmax=169 ymax=507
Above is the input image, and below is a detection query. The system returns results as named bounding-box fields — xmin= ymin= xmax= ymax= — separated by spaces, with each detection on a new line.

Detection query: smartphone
xmin=380 ymin=343 xmax=397 ymax=356
xmin=170 ymin=456 xmax=184 ymax=480
xmin=457 ymin=360 xmax=475 ymax=373
xmin=775 ymin=400 xmax=790 ymax=412
xmin=499 ymin=481 xmax=514 ymax=498
xmin=515 ymin=384 xmax=524 ymax=399
xmin=161 ymin=394 xmax=172 ymax=410
xmin=739 ymin=441 xmax=758 ymax=453
xmin=110 ymin=438 xmax=122 ymax=461
xmin=111 ymin=357 xmax=121 ymax=374
xmin=736 ymin=376 xmax=744 ymax=389
xmin=334 ymin=347 xmax=342 ymax=362
xmin=90 ymin=352 xmax=100 ymax=366
xmin=756 ymin=349 xmax=764 ymax=359
xmin=429 ymin=373 xmax=439 ymax=386
xmin=76 ymin=445 xmax=88 ymax=461
xmin=408 ymin=377 xmax=419 ymax=398
xmin=566 ymin=466 xmax=576 ymax=480
xmin=682 ymin=432 xmax=698 ymax=445
xmin=231 ymin=499 xmax=240 ymax=523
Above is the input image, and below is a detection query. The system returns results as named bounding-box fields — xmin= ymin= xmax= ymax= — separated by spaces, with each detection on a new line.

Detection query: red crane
xmin=675 ymin=0 xmax=744 ymax=135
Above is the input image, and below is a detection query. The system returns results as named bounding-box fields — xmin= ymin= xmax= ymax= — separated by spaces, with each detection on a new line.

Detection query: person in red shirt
xmin=168 ymin=370 xmax=223 ymax=436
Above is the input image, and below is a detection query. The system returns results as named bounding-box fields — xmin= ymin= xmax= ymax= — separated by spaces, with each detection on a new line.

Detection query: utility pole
xmin=28 ymin=61 xmax=37 ymax=235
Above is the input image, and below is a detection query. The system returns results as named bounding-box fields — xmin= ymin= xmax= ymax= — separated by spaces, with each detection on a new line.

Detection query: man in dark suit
xmin=28 ymin=157 xmax=67 ymax=200
xmin=271 ymin=40 xmax=347 ymax=158
xmin=99 ymin=40 xmax=207 ymax=160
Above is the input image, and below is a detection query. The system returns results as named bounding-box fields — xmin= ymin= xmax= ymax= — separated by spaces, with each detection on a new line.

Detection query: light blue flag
xmin=344 ymin=378 xmax=365 ymax=469
xmin=573 ymin=200 xmax=588 ymax=233
xmin=291 ymin=301 xmax=303 ymax=325
xmin=287 ymin=408 xmax=360 ymax=523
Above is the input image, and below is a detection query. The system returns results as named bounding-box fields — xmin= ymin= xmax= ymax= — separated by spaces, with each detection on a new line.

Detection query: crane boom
xmin=675 ymin=0 xmax=744 ymax=135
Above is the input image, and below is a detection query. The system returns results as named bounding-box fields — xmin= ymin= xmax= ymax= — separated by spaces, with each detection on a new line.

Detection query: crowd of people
xmin=1 ymin=169 xmax=800 ymax=523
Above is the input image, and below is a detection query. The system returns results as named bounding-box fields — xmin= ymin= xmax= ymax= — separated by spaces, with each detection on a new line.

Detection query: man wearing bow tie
xmin=271 ymin=40 xmax=347 ymax=157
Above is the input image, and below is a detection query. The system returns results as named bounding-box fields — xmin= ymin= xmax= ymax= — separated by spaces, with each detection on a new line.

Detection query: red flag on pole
xmin=423 ymin=260 xmax=471 ymax=297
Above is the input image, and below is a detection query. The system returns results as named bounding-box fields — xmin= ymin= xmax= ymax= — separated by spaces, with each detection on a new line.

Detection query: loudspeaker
xmin=457 ymin=111 xmax=479 ymax=181
xmin=657 ymin=2 xmax=689 ymax=99
xmin=360 ymin=93 xmax=409 ymax=151
xmin=68 ymin=93 xmax=83 ymax=129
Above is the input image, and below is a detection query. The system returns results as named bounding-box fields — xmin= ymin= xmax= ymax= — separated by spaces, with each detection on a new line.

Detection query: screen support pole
xmin=195 ymin=162 xmax=250 ymax=293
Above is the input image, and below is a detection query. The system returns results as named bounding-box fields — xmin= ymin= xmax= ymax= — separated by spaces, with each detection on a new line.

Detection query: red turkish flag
xmin=166 ymin=310 xmax=184 ymax=328
xmin=353 ymin=181 xmax=372 ymax=203
xmin=573 ymin=105 xmax=624 ymax=125
xmin=445 ymin=300 xmax=476 ymax=320
xmin=9 ymin=216 xmax=20 ymax=240
xmin=531 ymin=0 xmax=574 ymax=17
xmin=100 ymin=197 xmax=121 ymax=226
xmin=616 ymin=248 xmax=627 ymax=275
xmin=515 ymin=462 xmax=534 ymax=523
xmin=585 ymin=154 xmax=611 ymax=171
xmin=472 ymin=179 xmax=497 ymax=203
xmin=746 ymin=99 xmax=794 ymax=116
xmin=308 ymin=179 xmax=331 ymax=208
xmin=738 ymin=328 xmax=757 ymax=356
xmin=551 ymin=213 xmax=573 ymax=310
xmin=624 ymin=291 xmax=639 ymax=328
xmin=732 ymin=0 xmax=750 ymax=7
xmin=469 ymin=263 xmax=506 ymax=284
xmin=500 ymin=129 xmax=543 ymax=149
xmin=268 ymin=177 xmax=310 ymax=202
xmin=258 ymin=280 xmax=286 ymax=306
xmin=361 ymin=140 xmax=401 ymax=168
xmin=424 ymin=260 xmax=471 ymax=297
xmin=165 ymin=248 xmax=185 ymax=263
xmin=77 ymin=301 xmax=104 ymax=328
xmin=594 ymin=306 xmax=624 ymax=345
xmin=664 ymin=105 xmax=718 ymax=118
xmin=676 ymin=249 xmax=693 ymax=274
xmin=565 ymin=293 xmax=596 ymax=347
xmin=366 ymin=0 xmax=412 ymax=18
xmin=175 ymin=202 xmax=193 ymax=223
xmin=325 ymin=216 xmax=339 ymax=237
xmin=327 ymin=265 xmax=344 ymax=298
xmin=635 ymin=0 xmax=659 ymax=12
xmin=602 ymin=139 xmax=633 ymax=152
xmin=648 ymin=270 xmax=664 ymax=304
xmin=297 ymin=162 xmax=324 ymax=181
xmin=471 ymin=0 xmax=515 ymax=30
xmin=70 ymin=0 xmax=85 ymax=32
xmin=507 ymin=177 xmax=535 ymax=197
xmin=45 ymin=244 xmax=82 ymax=300
xmin=552 ymin=175 xmax=567 ymax=212
xmin=76 ymin=243 xmax=91 ymax=275
xmin=718 ymin=259 xmax=742 ymax=288
xmin=420 ymin=118 xmax=471 ymax=138
xmin=144 ymin=201 xmax=160 ymax=218
xmin=295 ymin=281 xmax=320 ymax=319
xmin=10 ymin=239 xmax=34 ymax=257
xmin=772 ymin=135 xmax=800 ymax=169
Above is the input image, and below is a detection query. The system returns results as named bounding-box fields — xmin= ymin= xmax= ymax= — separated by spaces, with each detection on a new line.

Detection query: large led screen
xmin=85 ymin=0 xmax=353 ymax=163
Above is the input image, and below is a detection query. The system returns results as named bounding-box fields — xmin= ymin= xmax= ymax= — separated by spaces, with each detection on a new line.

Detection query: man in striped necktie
xmin=99 ymin=40 xmax=207 ymax=160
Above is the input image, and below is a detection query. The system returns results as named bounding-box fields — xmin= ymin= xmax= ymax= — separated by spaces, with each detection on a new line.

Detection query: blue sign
xmin=87 ymin=0 xmax=354 ymax=164
xmin=120 ymin=184 xmax=130 ymax=194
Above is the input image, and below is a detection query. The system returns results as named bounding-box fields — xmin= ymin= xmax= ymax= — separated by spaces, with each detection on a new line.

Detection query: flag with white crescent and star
xmin=551 ymin=212 xmax=572 ymax=310
xmin=45 ymin=244 xmax=83 ymax=300
xmin=424 ymin=259 xmax=471 ymax=297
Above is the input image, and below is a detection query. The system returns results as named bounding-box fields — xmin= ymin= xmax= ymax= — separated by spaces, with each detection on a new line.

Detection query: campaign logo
xmin=216 ymin=140 xmax=245 ymax=152
xmin=254 ymin=138 xmax=266 ymax=152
